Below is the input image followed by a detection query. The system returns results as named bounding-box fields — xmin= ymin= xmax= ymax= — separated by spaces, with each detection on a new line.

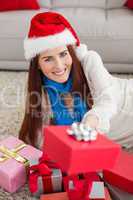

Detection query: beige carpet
xmin=0 ymin=72 xmax=38 ymax=200
xmin=0 ymin=71 xmax=133 ymax=199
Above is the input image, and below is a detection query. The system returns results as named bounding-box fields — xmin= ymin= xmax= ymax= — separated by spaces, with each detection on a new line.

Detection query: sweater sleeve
xmin=75 ymin=44 xmax=117 ymax=133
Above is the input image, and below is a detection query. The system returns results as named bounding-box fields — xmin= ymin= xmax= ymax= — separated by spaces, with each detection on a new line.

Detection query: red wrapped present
xmin=29 ymin=155 xmax=62 ymax=197
xmin=103 ymin=150 xmax=133 ymax=194
xmin=0 ymin=136 xmax=42 ymax=193
xmin=40 ymin=192 xmax=69 ymax=200
xmin=43 ymin=126 xmax=121 ymax=174
xmin=63 ymin=172 xmax=106 ymax=200
xmin=63 ymin=174 xmax=92 ymax=200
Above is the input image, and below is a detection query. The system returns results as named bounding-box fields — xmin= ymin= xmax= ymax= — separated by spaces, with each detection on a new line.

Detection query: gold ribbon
xmin=0 ymin=143 xmax=29 ymax=167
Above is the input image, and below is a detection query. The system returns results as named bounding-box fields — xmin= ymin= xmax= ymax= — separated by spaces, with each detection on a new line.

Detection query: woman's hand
xmin=81 ymin=114 xmax=99 ymax=130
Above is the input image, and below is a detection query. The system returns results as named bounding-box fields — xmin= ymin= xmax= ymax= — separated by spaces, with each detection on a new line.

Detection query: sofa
xmin=0 ymin=0 xmax=133 ymax=73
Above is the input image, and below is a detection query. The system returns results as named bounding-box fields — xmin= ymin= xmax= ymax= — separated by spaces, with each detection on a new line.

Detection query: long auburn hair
xmin=19 ymin=45 xmax=93 ymax=146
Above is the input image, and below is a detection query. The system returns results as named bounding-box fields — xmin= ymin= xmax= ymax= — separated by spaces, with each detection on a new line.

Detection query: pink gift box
xmin=103 ymin=150 xmax=133 ymax=194
xmin=43 ymin=126 xmax=121 ymax=175
xmin=0 ymin=136 xmax=42 ymax=193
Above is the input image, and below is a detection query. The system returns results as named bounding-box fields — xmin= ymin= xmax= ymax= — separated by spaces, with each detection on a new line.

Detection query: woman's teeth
xmin=54 ymin=69 xmax=66 ymax=75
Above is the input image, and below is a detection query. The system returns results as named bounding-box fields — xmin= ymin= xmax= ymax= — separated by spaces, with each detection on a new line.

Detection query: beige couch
xmin=0 ymin=0 xmax=133 ymax=72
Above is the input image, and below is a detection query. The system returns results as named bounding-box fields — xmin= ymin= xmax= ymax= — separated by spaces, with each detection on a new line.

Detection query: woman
xmin=19 ymin=11 xmax=133 ymax=150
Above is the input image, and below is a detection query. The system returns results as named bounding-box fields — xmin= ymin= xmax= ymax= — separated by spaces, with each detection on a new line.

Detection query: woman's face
xmin=38 ymin=46 xmax=72 ymax=83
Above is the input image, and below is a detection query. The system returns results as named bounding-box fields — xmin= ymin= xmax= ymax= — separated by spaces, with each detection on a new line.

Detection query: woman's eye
xmin=60 ymin=51 xmax=68 ymax=57
xmin=44 ymin=57 xmax=53 ymax=62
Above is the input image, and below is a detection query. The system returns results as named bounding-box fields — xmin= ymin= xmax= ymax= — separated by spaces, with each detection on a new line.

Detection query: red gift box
xmin=29 ymin=157 xmax=63 ymax=197
xmin=43 ymin=126 xmax=121 ymax=174
xmin=29 ymin=168 xmax=62 ymax=197
xmin=63 ymin=172 xmax=108 ymax=200
xmin=103 ymin=150 xmax=133 ymax=194
xmin=63 ymin=172 xmax=98 ymax=200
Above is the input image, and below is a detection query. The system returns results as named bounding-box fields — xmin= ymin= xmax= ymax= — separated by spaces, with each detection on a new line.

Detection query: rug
xmin=0 ymin=71 xmax=133 ymax=199
xmin=0 ymin=72 xmax=38 ymax=200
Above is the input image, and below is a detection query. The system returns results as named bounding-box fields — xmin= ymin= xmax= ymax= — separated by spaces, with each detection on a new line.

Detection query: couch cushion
xmin=106 ymin=8 xmax=133 ymax=39
xmin=52 ymin=0 xmax=106 ymax=8
xmin=0 ymin=7 xmax=133 ymax=64
xmin=54 ymin=8 xmax=106 ymax=36
xmin=0 ymin=8 xmax=49 ymax=38
xmin=107 ymin=0 xmax=127 ymax=9
xmin=0 ymin=7 xmax=133 ymax=69
xmin=38 ymin=0 xmax=51 ymax=8
xmin=55 ymin=8 xmax=133 ymax=39
xmin=54 ymin=8 xmax=133 ymax=64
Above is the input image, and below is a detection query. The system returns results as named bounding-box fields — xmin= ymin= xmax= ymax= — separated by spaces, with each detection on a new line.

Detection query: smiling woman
xmin=19 ymin=11 xmax=133 ymax=151
xmin=19 ymin=12 xmax=93 ymax=147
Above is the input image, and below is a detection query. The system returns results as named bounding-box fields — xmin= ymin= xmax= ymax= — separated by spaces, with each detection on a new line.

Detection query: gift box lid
xmin=103 ymin=150 xmax=133 ymax=194
xmin=43 ymin=126 xmax=121 ymax=174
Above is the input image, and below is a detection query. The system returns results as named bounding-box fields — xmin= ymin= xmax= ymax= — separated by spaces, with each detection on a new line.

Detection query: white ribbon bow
xmin=67 ymin=122 xmax=98 ymax=141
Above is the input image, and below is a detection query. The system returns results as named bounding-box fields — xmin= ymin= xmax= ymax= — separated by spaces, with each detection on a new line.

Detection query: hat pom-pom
xmin=75 ymin=44 xmax=88 ymax=61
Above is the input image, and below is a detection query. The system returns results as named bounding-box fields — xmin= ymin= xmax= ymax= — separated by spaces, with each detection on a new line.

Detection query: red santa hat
xmin=24 ymin=12 xmax=80 ymax=60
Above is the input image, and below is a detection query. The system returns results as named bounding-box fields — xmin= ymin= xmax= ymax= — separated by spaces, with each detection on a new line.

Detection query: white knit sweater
xmin=76 ymin=44 xmax=133 ymax=149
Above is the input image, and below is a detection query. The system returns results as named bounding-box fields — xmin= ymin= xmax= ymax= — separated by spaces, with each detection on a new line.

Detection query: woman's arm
xmin=75 ymin=44 xmax=118 ymax=133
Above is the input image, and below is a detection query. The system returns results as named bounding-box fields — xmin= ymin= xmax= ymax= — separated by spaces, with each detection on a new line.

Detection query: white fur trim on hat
xmin=24 ymin=28 xmax=76 ymax=60
xmin=75 ymin=44 xmax=88 ymax=61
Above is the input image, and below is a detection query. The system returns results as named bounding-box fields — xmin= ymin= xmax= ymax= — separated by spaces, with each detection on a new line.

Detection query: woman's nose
xmin=54 ymin=57 xmax=64 ymax=69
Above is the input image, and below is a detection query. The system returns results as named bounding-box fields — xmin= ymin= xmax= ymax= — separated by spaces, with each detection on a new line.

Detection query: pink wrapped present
xmin=0 ymin=136 xmax=42 ymax=193
xmin=43 ymin=126 xmax=121 ymax=174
